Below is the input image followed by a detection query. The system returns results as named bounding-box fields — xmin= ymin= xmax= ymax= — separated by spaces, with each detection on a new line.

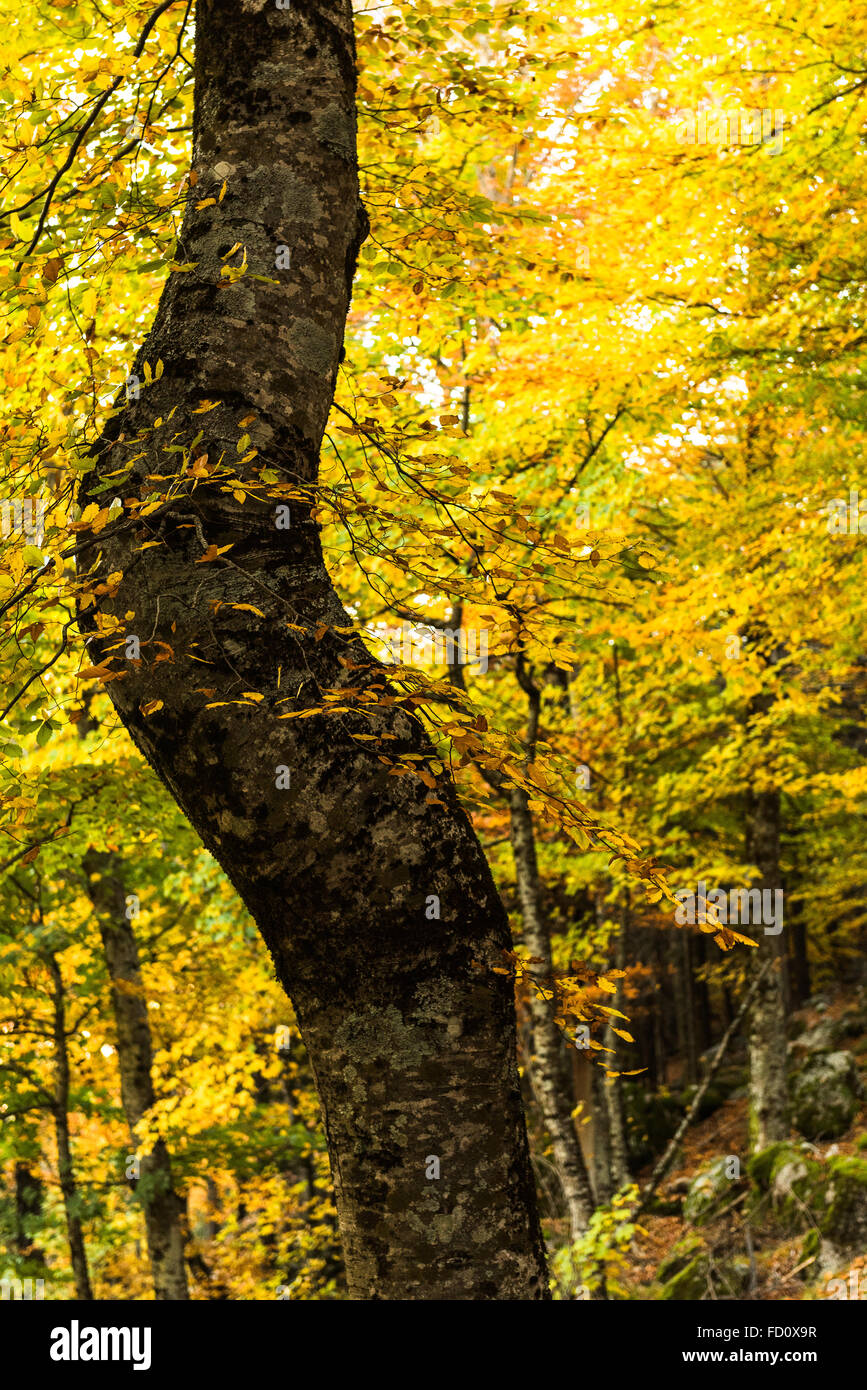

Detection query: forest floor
xmin=623 ymin=988 xmax=867 ymax=1301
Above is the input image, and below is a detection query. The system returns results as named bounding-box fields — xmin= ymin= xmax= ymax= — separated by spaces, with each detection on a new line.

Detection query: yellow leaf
xmin=726 ymin=928 xmax=759 ymax=948
xmin=196 ymin=543 xmax=234 ymax=563
xmin=79 ymin=664 xmax=116 ymax=681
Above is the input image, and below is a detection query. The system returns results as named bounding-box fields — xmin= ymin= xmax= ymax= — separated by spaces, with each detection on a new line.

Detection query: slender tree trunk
xmin=602 ymin=902 xmax=630 ymax=1189
xmin=681 ymin=932 xmax=699 ymax=1086
xmin=46 ymin=954 xmax=93 ymax=1300
xmin=670 ymin=935 xmax=689 ymax=1077
xmin=651 ymin=996 xmax=664 ymax=1090
xmin=14 ymin=1163 xmax=46 ymax=1267
xmin=693 ymin=931 xmax=712 ymax=1053
xmin=652 ymin=932 xmax=666 ymax=1089
xmin=789 ymin=901 xmax=811 ymax=1007
xmin=83 ymin=851 xmax=188 ymax=1299
xmin=747 ymin=789 xmax=789 ymax=1149
xmin=204 ymin=1177 xmax=221 ymax=1243
xmin=590 ymin=1063 xmax=612 ymax=1204
xmin=721 ymin=982 xmax=734 ymax=1032
xmin=79 ymin=0 xmax=546 ymax=1299
xmin=569 ymin=1046 xmax=595 ymax=1173
xmin=509 ymin=788 xmax=595 ymax=1237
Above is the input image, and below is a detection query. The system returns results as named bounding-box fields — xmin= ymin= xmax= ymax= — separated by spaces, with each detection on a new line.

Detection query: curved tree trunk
xmin=77 ymin=0 xmax=546 ymax=1299
xmin=84 ymin=850 xmax=189 ymax=1300
xmin=509 ymin=788 xmax=596 ymax=1238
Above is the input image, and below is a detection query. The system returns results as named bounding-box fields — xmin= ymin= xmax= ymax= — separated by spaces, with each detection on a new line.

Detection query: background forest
xmin=1 ymin=0 xmax=866 ymax=1301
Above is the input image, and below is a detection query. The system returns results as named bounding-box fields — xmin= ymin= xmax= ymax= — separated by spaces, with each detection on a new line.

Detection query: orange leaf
xmin=196 ymin=543 xmax=234 ymax=563
xmin=78 ymin=664 xmax=115 ymax=680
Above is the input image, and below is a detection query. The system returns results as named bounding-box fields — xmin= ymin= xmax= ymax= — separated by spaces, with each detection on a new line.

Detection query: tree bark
xmin=680 ymin=931 xmax=699 ymax=1086
xmin=670 ymin=934 xmax=689 ymax=1078
xmin=509 ymin=788 xmax=595 ymax=1237
xmin=651 ymin=932 xmax=666 ymax=1089
xmin=590 ymin=1062 xmax=612 ymax=1204
xmin=46 ymin=954 xmax=93 ymax=1300
xmin=78 ymin=0 xmax=546 ymax=1299
xmin=83 ymin=851 xmax=189 ymax=1299
xmin=747 ymin=789 xmax=789 ymax=1150
xmin=602 ymin=901 xmax=630 ymax=1190
xmin=692 ymin=931 xmax=712 ymax=1053
xmin=13 ymin=1163 xmax=46 ymax=1268
xmin=789 ymin=898 xmax=811 ymax=1007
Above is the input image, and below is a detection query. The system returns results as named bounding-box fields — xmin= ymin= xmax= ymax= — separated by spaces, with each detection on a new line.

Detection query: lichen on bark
xmin=77 ymin=0 xmax=548 ymax=1299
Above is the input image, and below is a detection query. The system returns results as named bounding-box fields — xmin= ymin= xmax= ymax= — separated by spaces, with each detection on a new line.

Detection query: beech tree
xmin=77 ymin=0 xmax=548 ymax=1300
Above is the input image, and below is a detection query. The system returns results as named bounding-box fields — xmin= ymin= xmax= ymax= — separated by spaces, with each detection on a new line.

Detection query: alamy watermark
xmin=675 ymin=106 xmax=784 ymax=155
xmin=824 ymin=491 xmax=867 ymax=535
xmin=378 ymin=625 xmax=488 ymax=674
xmin=49 ymin=1322 xmax=151 ymax=1370
xmin=1 ymin=1270 xmax=44 ymax=1300
xmin=674 ymin=881 xmax=784 ymax=934
xmin=825 ymin=1267 xmax=866 ymax=1299
xmin=1 ymin=497 xmax=45 ymax=545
